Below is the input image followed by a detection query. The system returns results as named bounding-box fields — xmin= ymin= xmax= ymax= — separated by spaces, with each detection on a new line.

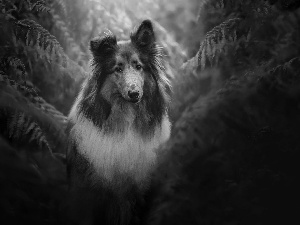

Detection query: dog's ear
xmin=131 ymin=20 xmax=155 ymax=48
xmin=90 ymin=30 xmax=117 ymax=57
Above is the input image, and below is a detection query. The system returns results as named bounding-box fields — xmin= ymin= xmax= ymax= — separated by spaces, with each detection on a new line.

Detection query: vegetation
xmin=0 ymin=0 xmax=299 ymax=224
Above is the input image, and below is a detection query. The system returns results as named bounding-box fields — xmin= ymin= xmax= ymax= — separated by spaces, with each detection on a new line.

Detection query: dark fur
xmin=66 ymin=20 xmax=170 ymax=225
xmin=78 ymin=22 xmax=169 ymax=136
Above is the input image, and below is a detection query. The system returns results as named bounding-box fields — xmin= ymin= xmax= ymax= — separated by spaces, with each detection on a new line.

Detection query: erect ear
xmin=90 ymin=30 xmax=117 ymax=57
xmin=131 ymin=20 xmax=155 ymax=48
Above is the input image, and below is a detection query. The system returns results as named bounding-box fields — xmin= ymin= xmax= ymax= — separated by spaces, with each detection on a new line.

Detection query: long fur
xmin=66 ymin=20 xmax=171 ymax=225
xmin=68 ymin=106 xmax=170 ymax=191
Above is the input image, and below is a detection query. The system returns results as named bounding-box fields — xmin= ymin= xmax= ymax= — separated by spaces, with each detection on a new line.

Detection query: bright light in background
xmin=64 ymin=0 xmax=200 ymax=65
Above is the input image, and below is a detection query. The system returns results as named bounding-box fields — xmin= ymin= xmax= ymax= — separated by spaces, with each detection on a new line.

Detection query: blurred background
xmin=0 ymin=0 xmax=300 ymax=224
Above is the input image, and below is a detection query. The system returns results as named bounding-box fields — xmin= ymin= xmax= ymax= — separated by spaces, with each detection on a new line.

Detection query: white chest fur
xmin=69 ymin=111 xmax=171 ymax=189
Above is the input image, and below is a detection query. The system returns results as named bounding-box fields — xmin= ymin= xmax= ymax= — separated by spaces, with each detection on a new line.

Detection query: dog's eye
xmin=136 ymin=65 xmax=142 ymax=70
xmin=115 ymin=67 xmax=123 ymax=73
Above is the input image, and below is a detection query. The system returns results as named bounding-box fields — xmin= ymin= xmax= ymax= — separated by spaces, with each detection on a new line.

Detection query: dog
xmin=66 ymin=20 xmax=171 ymax=225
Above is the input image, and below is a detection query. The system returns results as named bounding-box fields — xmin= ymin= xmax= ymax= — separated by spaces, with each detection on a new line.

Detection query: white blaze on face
xmin=69 ymin=108 xmax=171 ymax=190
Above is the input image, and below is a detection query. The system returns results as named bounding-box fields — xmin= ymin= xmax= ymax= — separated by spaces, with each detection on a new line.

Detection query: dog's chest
xmin=70 ymin=113 xmax=170 ymax=186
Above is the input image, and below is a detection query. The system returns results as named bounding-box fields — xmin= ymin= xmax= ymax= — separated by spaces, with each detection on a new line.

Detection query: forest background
xmin=0 ymin=0 xmax=300 ymax=224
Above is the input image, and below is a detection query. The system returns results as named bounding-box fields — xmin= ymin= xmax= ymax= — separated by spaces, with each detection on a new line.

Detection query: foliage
xmin=181 ymin=17 xmax=241 ymax=71
xmin=0 ymin=136 xmax=67 ymax=224
xmin=150 ymin=1 xmax=300 ymax=225
xmin=15 ymin=18 xmax=67 ymax=67
xmin=0 ymin=0 xmax=300 ymax=224
xmin=150 ymin=56 xmax=300 ymax=225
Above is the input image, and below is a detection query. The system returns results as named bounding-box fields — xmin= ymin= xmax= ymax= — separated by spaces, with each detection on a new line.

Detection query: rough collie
xmin=66 ymin=20 xmax=171 ymax=225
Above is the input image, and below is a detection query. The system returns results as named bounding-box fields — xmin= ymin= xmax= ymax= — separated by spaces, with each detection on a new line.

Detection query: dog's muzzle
xmin=127 ymin=90 xmax=140 ymax=103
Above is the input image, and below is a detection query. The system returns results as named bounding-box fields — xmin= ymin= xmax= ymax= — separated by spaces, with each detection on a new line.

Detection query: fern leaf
xmin=8 ymin=111 xmax=52 ymax=152
xmin=16 ymin=112 xmax=26 ymax=139
xmin=33 ymin=0 xmax=50 ymax=13
xmin=252 ymin=1 xmax=273 ymax=18
xmin=1 ymin=72 xmax=40 ymax=102
xmin=25 ymin=120 xmax=36 ymax=135
xmin=269 ymin=57 xmax=300 ymax=79
xmin=7 ymin=57 xmax=26 ymax=77
xmin=0 ymin=0 xmax=17 ymax=20
xmin=0 ymin=56 xmax=27 ymax=81
xmin=25 ymin=0 xmax=50 ymax=13
xmin=15 ymin=19 xmax=67 ymax=67
xmin=0 ymin=72 xmax=67 ymax=127
xmin=181 ymin=18 xmax=242 ymax=73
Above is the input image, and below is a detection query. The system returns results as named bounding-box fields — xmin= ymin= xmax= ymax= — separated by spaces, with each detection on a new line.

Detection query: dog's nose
xmin=128 ymin=90 xmax=139 ymax=101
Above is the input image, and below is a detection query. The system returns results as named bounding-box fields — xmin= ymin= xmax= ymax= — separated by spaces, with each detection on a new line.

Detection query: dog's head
xmin=90 ymin=20 xmax=162 ymax=104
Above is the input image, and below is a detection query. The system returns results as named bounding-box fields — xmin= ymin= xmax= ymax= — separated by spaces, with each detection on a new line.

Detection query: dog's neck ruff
xmin=69 ymin=106 xmax=170 ymax=190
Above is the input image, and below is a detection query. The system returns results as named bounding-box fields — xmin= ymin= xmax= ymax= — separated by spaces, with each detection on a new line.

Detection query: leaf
xmin=181 ymin=18 xmax=242 ymax=73
xmin=7 ymin=111 xmax=52 ymax=153
xmin=0 ymin=72 xmax=67 ymax=128
xmin=15 ymin=19 xmax=67 ymax=67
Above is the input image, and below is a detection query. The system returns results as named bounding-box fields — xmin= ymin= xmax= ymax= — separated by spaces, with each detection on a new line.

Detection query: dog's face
xmin=100 ymin=41 xmax=146 ymax=104
xmin=90 ymin=20 xmax=158 ymax=105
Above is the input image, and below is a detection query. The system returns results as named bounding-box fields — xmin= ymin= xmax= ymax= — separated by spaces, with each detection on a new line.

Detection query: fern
xmin=181 ymin=18 xmax=242 ymax=72
xmin=0 ymin=0 xmax=17 ymax=20
xmin=252 ymin=1 xmax=273 ymax=18
xmin=0 ymin=1 xmax=83 ymax=144
xmin=0 ymin=56 xmax=27 ymax=81
xmin=218 ymin=56 xmax=300 ymax=96
xmin=0 ymin=72 xmax=67 ymax=127
xmin=25 ymin=0 xmax=50 ymax=13
xmin=0 ymin=77 xmax=67 ymax=154
xmin=267 ymin=57 xmax=300 ymax=89
xmin=8 ymin=111 xmax=52 ymax=153
xmin=14 ymin=19 xmax=67 ymax=67
xmin=270 ymin=57 xmax=300 ymax=73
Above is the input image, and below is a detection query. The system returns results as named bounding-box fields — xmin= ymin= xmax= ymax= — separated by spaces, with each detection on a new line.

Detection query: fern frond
xmin=0 ymin=0 xmax=17 ymax=20
xmin=220 ymin=56 xmax=300 ymax=96
xmin=181 ymin=18 xmax=242 ymax=73
xmin=0 ymin=71 xmax=40 ymax=103
xmin=25 ymin=0 xmax=50 ymax=13
xmin=8 ymin=111 xmax=52 ymax=152
xmin=33 ymin=1 xmax=50 ymax=13
xmin=0 ymin=56 xmax=26 ymax=81
xmin=0 ymin=80 xmax=67 ymax=152
xmin=252 ymin=1 xmax=273 ymax=18
xmin=14 ymin=19 xmax=67 ymax=67
xmin=270 ymin=57 xmax=300 ymax=72
xmin=0 ymin=72 xmax=67 ymax=127
xmin=268 ymin=57 xmax=300 ymax=85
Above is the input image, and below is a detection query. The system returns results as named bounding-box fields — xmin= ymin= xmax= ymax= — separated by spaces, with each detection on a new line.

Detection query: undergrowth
xmin=0 ymin=0 xmax=300 ymax=224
